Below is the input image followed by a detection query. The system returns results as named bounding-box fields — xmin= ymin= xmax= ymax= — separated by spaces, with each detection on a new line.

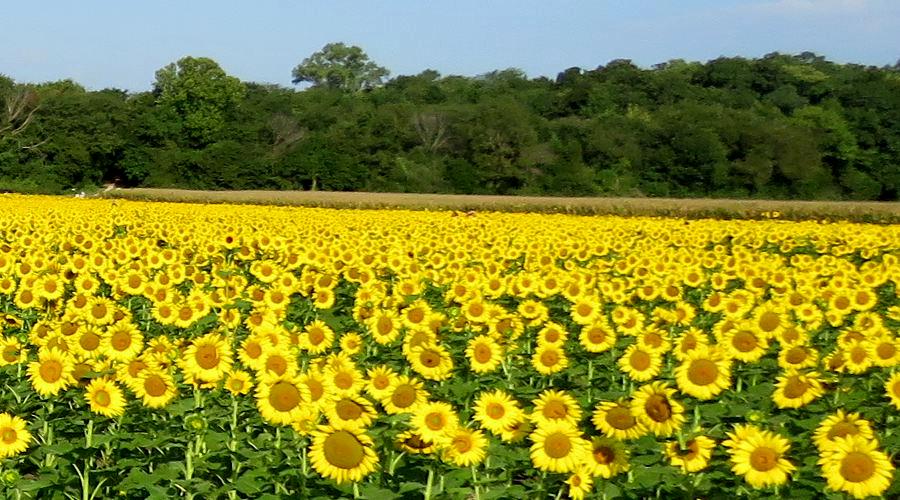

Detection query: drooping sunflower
xmin=443 ymin=426 xmax=488 ymax=467
xmin=181 ymin=333 xmax=233 ymax=383
xmin=309 ymin=423 xmax=379 ymax=484
xmin=674 ymin=346 xmax=731 ymax=400
xmin=618 ymin=344 xmax=663 ymax=382
xmin=27 ymin=347 xmax=75 ymax=397
xmin=532 ymin=343 xmax=569 ymax=375
xmin=84 ymin=378 xmax=127 ymax=418
xmin=585 ymin=436 xmax=630 ymax=478
xmin=631 ymin=382 xmax=685 ymax=437
xmin=0 ymin=413 xmax=31 ymax=459
xmin=529 ymin=421 xmax=591 ymax=473
xmin=411 ymin=401 xmax=459 ymax=445
xmin=592 ymin=399 xmax=647 ymax=440
xmin=727 ymin=427 xmax=795 ymax=488
xmin=772 ymin=371 xmax=824 ymax=409
xmin=665 ymin=435 xmax=716 ymax=473
xmin=813 ymin=410 xmax=875 ymax=453
xmin=531 ymin=389 xmax=582 ymax=427
xmin=256 ymin=375 xmax=311 ymax=426
xmin=818 ymin=435 xmax=894 ymax=499
xmin=474 ymin=389 xmax=524 ymax=435
xmin=381 ymin=375 xmax=428 ymax=415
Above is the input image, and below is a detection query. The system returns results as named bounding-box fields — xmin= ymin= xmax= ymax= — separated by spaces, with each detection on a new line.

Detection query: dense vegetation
xmin=1 ymin=47 xmax=899 ymax=200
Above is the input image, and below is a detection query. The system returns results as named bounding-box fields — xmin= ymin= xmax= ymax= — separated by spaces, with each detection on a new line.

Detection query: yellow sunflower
xmin=772 ymin=371 xmax=824 ymax=409
xmin=585 ymin=436 xmax=630 ymax=478
xmin=818 ymin=435 xmax=894 ymax=499
xmin=727 ymin=427 xmax=795 ymax=488
xmin=101 ymin=322 xmax=144 ymax=362
xmin=364 ymin=365 xmax=398 ymax=400
xmin=411 ymin=401 xmax=459 ymax=445
xmin=466 ymin=335 xmax=503 ymax=374
xmin=84 ymin=378 xmax=127 ymax=418
xmin=443 ymin=426 xmax=488 ymax=467
xmin=665 ymin=435 xmax=716 ymax=473
xmin=181 ymin=333 xmax=233 ymax=383
xmin=27 ymin=347 xmax=75 ymax=397
xmin=224 ymin=370 xmax=254 ymax=396
xmin=309 ymin=423 xmax=379 ymax=484
xmin=407 ymin=342 xmax=454 ymax=381
xmin=0 ymin=336 xmax=27 ymax=366
xmin=674 ymin=346 xmax=731 ymax=400
xmin=566 ymin=467 xmax=594 ymax=500
xmin=135 ymin=369 xmax=178 ymax=409
xmin=884 ymin=372 xmax=900 ymax=410
xmin=579 ymin=321 xmax=617 ymax=353
xmin=531 ymin=389 xmax=582 ymax=427
xmin=0 ymin=413 xmax=31 ymax=458
xmin=255 ymin=375 xmax=311 ymax=426
xmin=631 ymin=382 xmax=685 ymax=437
xmin=325 ymin=394 xmax=378 ymax=430
xmin=532 ymin=343 xmax=569 ymax=375
xmin=592 ymin=399 xmax=647 ymax=440
xmin=473 ymin=389 xmax=524 ymax=435
xmin=381 ymin=375 xmax=428 ymax=415
xmin=529 ymin=421 xmax=591 ymax=473
xmin=618 ymin=344 xmax=663 ymax=382
xmin=813 ymin=410 xmax=875 ymax=453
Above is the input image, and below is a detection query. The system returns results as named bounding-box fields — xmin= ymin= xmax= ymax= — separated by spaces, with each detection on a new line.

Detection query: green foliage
xmin=3 ymin=50 xmax=900 ymax=200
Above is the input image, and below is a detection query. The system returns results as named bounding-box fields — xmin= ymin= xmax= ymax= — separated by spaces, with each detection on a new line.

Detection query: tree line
xmin=1 ymin=45 xmax=899 ymax=200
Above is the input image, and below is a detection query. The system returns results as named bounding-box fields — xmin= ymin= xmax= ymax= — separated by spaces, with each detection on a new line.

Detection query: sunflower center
xmin=785 ymin=347 xmax=807 ymax=364
xmin=587 ymin=327 xmax=606 ymax=344
xmin=645 ymin=394 xmax=672 ymax=422
xmin=593 ymin=445 xmax=615 ymax=464
xmin=486 ymin=402 xmax=505 ymax=420
xmin=850 ymin=346 xmax=867 ymax=364
xmin=782 ymin=376 xmax=809 ymax=399
xmin=540 ymin=349 xmax=560 ymax=367
xmin=827 ymin=422 xmax=859 ymax=440
xmin=333 ymin=372 xmax=354 ymax=389
xmin=419 ymin=350 xmax=441 ymax=368
xmin=643 ymin=332 xmax=663 ymax=348
xmin=308 ymin=328 xmax=325 ymax=345
xmin=630 ymin=350 xmax=651 ymax=371
xmin=576 ymin=303 xmax=593 ymax=317
xmin=110 ymin=332 xmax=132 ymax=351
xmin=543 ymin=432 xmax=572 ymax=459
xmin=407 ymin=308 xmax=425 ymax=324
xmin=323 ymin=431 xmax=365 ymax=469
xmin=425 ymin=412 xmax=446 ymax=430
xmin=195 ymin=344 xmax=220 ymax=370
xmin=606 ymin=407 xmax=636 ymax=429
xmin=876 ymin=342 xmax=896 ymax=360
xmin=840 ymin=451 xmax=876 ymax=482
xmin=269 ymin=381 xmax=301 ymax=412
xmin=543 ymin=330 xmax=561 ymax=343
xmin=307 ymin=379 xmax=324 ymax=401
xmin=687 ymin=359 xmax=718 ymax=386
xmin=94 ymin=389 xmax=111 ymax=407
xmin=749 ymin=447 xmax=778 ymax=471
xmin=335 ymin=399 xmax=364 ymax=420
xmin=372 ymin=375 xmax=390 ymax=390
xmin=244 ymin=342 xmax=262 ymax=359
xmin=542 ymin=400 xmax=568 ymax=420
xmin=891 ymin=380 xmax=900 ymax=398
xmin=474 ymin=344 xmax=493 ymax=364
xmin=80 ymin=332 xmax=101 ymax=351
xmin=2 ymin=346 xmax=18 ymax=363
xmin=758 ymin=312 xmax=780 ymax=332
xmin=144 ymin=375 xmax=168 ymax=397
xmin=678 ymin=439 xmax=701 ymax=459
xmin=391 ymin=384 xmax=416 ymax=408
xmin=39 ymin=359 xmax=63 ymax=383
xmin=732 ymin=331 xmax=758 ymax=352
xmin=453 ymin=435 xmax=473 ymax=453
xmin=228 ymin=378 xmax=245 ymax=391
xmin=2 ymin=428 xmax=17 ymax=444
xmin=266 ymin=356 xmax=287 ymax=375
xmin=376 ymin=316 xmax=393 ymax=336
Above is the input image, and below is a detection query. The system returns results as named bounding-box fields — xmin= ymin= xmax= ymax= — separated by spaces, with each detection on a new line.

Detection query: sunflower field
xmin=0 ymin=194 xmax=898 ymax=499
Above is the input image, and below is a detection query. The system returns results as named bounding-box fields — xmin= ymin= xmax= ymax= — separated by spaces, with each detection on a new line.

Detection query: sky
xmin=1 ymin=0 xmax=898 ymax=92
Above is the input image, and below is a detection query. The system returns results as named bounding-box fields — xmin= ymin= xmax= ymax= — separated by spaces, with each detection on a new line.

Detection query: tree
xmin=291 ymin=43 xmax=389 ymax=92
xmin=153 ymin=57 xmax=245 ymax=146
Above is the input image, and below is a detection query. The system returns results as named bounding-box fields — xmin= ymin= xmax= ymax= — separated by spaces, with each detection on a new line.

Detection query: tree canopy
xmin=2 ymin=49 xmax=900 ymax=201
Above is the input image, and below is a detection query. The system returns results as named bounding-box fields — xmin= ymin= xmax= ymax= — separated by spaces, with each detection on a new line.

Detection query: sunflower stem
xmin=424 ymin=467 xmax=434 ymax=500
xmin=470 ymin=466 xmax=481 ymax=500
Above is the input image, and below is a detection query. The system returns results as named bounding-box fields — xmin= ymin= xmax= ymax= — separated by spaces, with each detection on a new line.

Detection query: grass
xmin=101 ymin=188 xmax=900 ymax=223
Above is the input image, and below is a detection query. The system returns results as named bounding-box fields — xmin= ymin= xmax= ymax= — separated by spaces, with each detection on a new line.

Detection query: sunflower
xmin=297 ymin=369 xmax=328 ymax=410
xmin=466 ymin=335 xmax=503 ymax=374
xmin=443 ymin=426 xmax=488 ymax=467
xmin=0 ymin=336 xmax=26 ymax=366
xmin=529 ymin=421 xmax=591 ymax=473
xmin=592 ymin=399 xmax=647 ymax=440
xmin=309 ymin=423 xmax=379 ymax=484
xmin=84 ymin=378 xmax=127 ymax=417
xmin=339 ymin=332 xmax=364 ymax=356
xmin=867 ymin=334 xmax=900 ymax=367
xmin=618 ymin=344 xmax=663 ymax=382
xmin=238 ymin=334 xmax=268 ymax=371
xmin=672 ymin=328 xmax=709 ymax=361
xmin=579 ymin=321 xmax=617 ymax=353
xmin=101 ymin=322 xmax=144 ymax=362
xmin=474 ymin=389 xmax=524 ymax=435
xmin=818 ymin=435 xmax=894 ymax=499
xmin=532 ymin=343 xmax=569 ymax=375
xmin=27 ymin=348 xmax=75 ymax=397
xmin=665 ymin=435 xmax=716 ymax=473
xmin=411 ymin=401 xmax=459 ymax=445
xmin=777 ymin=344 xmax=818 ymax=371
xmin=727 ymin=427 xmax=795 ymax=488
xmin=181 ymin=333 xmax=233 ymax=383
xmin=224 ymin=370 xmax=254 ymax=396
xmin=536 ymin=322 xmax=569 ymax=346
xmin=724 ymin=326 xmax=769 ymax=363
xmin=325 ymin=394 xmax=378 ymax=430
xmin=381 ymin=375 xmax=428 ymax=415
xmin=772 ymin=371 xmax=824 ymax=409
xmin=566 ymin=467 xmax=594 ymax=500
xmin=324 ymin=363 xmax=366 ymax=397
xmin=813 ymin=410 xmax=875 ymax=453
xmin=256 ymin=375 xmax=311 ymax=426
xmin=884 ymin=372 xmax=900 ymax=410
xmin=569 ymin=296 xmax=601 ymax=325
xmin=135 ymin=369 xmax=178 ymax=409
xmin=674 ymin=346 xmax=731 ymax=400
xmin=531 ymin=390 xmax=582 ymax=427
xmin=302 ymin=320 xmax=335 ymax=355
xmin=0 ymin=413 xmax=31 ymax=458
xmin=365 ymin=365 xmax=398 ymax=400
xmin=631 ymin=382 xmax=685 ymax=437
xmin=395 ymin=430 xmax=437 ymax=455
xmin=366 ymin=309 xmax=401 ymax=345
xmin=843 ymin=341 xmax=873 ymax=374
xmin=407 ymin=342 xmax=454 ymax=381
xmin=585 ymin=436 xmax=630 ymax=478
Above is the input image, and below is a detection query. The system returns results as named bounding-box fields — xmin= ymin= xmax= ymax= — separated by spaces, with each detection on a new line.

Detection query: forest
xmin=1 ymin=46 xmax=899 ymax=200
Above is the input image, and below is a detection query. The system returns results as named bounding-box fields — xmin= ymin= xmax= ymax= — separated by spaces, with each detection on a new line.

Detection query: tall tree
xmin=291 ymin=43 xmax=389 ymax=92
xmin=153 ymin=57 xmax=245 ymax=146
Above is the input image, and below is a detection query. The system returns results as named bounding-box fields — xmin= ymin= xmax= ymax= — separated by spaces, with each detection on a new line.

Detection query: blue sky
xmin=1 ymin=0 xmax=898 ymax=91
